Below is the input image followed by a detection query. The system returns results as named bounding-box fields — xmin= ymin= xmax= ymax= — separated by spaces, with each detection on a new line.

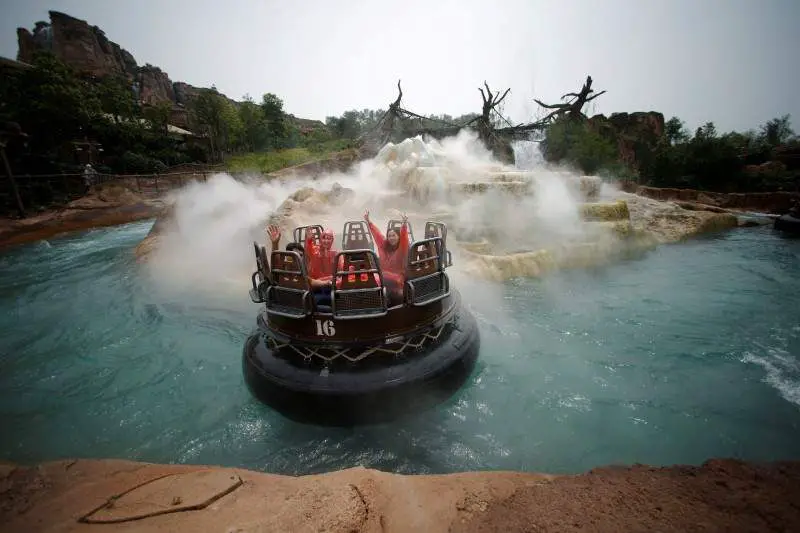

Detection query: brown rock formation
xmin=1 ymin=458 xmax=798 ymax=532
xmin=17 ymin=11 xmax=136 ymax=78
xmin=12 ymin=14 xmax=226 ymax=123
xmin=15 ymin=11 xmax=325 ymax=135
xmin=775 ymin=143 xmax=800 ymax=170
xmin=744 ymin=160 xmax=788 ymax=180
xmin=17 ymin=11 xmax=179 ymax=107
xmin=634 ymin=186 xmax=800 ymax=214
xmin=172 ymin=81 xmax=200 ymax=107
xmin=137 ymin=65 xmax=175 ymax=105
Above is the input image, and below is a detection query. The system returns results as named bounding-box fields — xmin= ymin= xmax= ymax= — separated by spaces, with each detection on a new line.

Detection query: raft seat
xmin=249 ymin=241 xmax=271 ymax=304
xmin=266 ymin=251 xmax=313 ymax=319
xmin=424 ymin=221 xmax=452 ymax=268
xmin=293 ymin=225 xmax=324 ymax=248
xmin=331 ymin=250 xmax=387 ymax=320
xmin=405 ymin=237 xmax=450 ymax=307
xmin=387 ymin=219 xmax=415 ymax=245
xmin=341 ymin=221 xmax=374 ymax=251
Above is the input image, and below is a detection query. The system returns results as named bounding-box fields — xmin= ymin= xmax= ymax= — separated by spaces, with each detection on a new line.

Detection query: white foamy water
xmin=742 ymin=330 xmax=800 ymax=408
xmin=144 ymin=130 xmax=596 ymax=300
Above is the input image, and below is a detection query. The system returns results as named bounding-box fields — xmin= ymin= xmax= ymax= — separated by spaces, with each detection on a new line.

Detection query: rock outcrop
xmin=15 ymin=11 xmax=325 ymax=133
xmin=775 ymin=143 xmax=800 ymax=170
xmin=17 ymin=12 xmax=191 ymax=112
xmin=0 ymin=183 xmax=165 ymax=251
xmin=137 ymin=64 xmax=175 ymax=105
xmin=632 ymin=186 xmax=799 ymax=214
xmin=17 ymin=11 xmax=136 ymax=77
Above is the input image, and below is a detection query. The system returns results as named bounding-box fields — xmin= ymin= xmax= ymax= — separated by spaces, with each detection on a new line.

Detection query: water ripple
xmin=1 ymin=222 xmax=800 ymax=474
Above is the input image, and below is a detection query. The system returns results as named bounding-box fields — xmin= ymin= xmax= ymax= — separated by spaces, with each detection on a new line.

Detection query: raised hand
xmin=268 ymin=224 xmax=281 ymax=243
xmin=363 ymin=209 xmax=370 ymax=222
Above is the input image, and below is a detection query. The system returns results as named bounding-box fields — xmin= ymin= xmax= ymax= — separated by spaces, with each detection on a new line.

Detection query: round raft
xmin=774 ymin=212 xmax=800 ymax=235
xmin=242 ymin=219 xmax=481 ymax=426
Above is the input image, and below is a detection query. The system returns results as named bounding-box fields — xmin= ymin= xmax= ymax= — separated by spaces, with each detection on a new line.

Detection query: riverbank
xmin=0 ymin=178 xmax=785 ymax=254
xmin=623 ymin=183 xmax=799 ymax=214
xmin=1 ymin=457 xmax=798 ymax=532
xmin=0 ymin=149 xmax=362 ymax=252
xmin=0 ymin=186 xmax=166 ymax=251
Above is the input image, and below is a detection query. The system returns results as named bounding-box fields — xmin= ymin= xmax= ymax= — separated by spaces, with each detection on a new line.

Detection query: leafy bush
xmin=120 ymin=151 xmax=168 ymax=174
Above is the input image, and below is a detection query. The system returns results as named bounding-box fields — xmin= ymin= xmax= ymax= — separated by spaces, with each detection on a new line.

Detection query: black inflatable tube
xmin=242 ymin=301 xmax=481 ymax=426
xmin=774 ymin=213 xmax=800 ymax=235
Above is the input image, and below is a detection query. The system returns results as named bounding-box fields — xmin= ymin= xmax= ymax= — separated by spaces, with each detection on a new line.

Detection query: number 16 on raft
xmin=315 ymin=319 xmax=336 ymax=337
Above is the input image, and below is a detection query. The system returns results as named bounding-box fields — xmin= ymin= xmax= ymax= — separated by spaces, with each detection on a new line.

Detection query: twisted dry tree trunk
xmin=357 ymin=80 xmax=404 ymax=153
xmin=533 ymin=75 xmax=606 ymax=125
xmin=476 ymin=81 xmax=511 ymax=143
xmin=468 ymin=82 xmax=514 ymax=163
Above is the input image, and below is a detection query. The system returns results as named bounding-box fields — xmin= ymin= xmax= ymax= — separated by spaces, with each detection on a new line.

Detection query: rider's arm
xmin=309 ymin=277 xmax=331 ymax=289
xmin=367 ymin=221 xmax=385 ymax=249
xmin=399 ymin=222 xmax=409 ymax=255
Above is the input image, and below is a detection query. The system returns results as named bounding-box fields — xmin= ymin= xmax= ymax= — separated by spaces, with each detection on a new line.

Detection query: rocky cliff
xmin=16 ymin=11 xmax=325 ymax=131
xmin=17 ymin=12 xmax=136 ymax=77
xmin=16 ymin=11 xmax=227 ymax=130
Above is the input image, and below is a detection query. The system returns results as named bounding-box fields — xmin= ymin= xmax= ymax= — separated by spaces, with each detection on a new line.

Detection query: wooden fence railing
xmin=0 ymin=165 xmax=235 ymax=218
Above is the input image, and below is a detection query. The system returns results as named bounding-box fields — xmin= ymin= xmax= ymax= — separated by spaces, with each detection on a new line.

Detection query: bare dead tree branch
xmin=534 ymin=99 xmax=570 ymax=110
xmin=390 ymin=79 xmax=403 ymax=111
xmin=584 ymin=90 xmax=607 ymax=103
xmin=496 ymin=88 xmax=511 ymax=107
xmin=532 ymin=75 xmax=607 ymax=125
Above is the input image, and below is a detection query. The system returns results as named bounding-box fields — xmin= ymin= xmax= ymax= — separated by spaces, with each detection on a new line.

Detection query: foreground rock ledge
xmin=1 ymin=459 xmax=798 ymax=532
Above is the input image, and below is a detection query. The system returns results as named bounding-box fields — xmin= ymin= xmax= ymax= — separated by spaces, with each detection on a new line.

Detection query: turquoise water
xmin=1 ymin=221 xmax=799 ymax=475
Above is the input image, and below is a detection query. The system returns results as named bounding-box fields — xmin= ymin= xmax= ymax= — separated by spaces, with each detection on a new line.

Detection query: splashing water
xmin=512 ymin=138 xmax=545 ymax=170
xmin=144 ymin=130 xmax=599 ymax=304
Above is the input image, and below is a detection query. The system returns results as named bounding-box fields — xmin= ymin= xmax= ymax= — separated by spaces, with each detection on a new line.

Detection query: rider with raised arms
xmin=364 ymin=210 xmax=409 ymax=302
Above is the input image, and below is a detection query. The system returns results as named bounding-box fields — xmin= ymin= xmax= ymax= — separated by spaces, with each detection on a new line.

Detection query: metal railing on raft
xmin=0 ymin=164 xmax=232 ymax=217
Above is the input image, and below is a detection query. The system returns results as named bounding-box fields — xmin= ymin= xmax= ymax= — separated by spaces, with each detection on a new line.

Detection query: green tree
xmin=0 ymin=51 xmax=101 ymax=156
xmin=189 ymin=87 xmax=247 ymax=159
xmin=219 ymin=99 xmax=244 ymax=151
xmin=190 ymin=87 xmax=227 ymax=160
xmin=261 ymin=92 xmax=287 ymax=148
xmin=759 ymin=114 xmax=794 ymax=147
xmin=325 ymin=111 xmax=362 ymax=139
xmin=694 ymin=121 xmax=717 ymax=141
xmin=238 ymin=94 xmax=268 ymax=151
xmin=142 ymin=101 xmax=172 ymax=135
xmin=665 ymin=116 xmax=689 ymax=145
xmin=96 ymin=74 xmax=136 ymax=123
xmin=541 ymin=117 xmax=617 ymax=175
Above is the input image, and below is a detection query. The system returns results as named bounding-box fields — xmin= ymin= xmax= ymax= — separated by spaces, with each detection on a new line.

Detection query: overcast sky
xmin=1 ymin=0 xmax=798 ymax=133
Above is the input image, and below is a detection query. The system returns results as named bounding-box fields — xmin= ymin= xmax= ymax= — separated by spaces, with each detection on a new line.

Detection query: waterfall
xmin=511 ymin=139 xmax=544 ymax=170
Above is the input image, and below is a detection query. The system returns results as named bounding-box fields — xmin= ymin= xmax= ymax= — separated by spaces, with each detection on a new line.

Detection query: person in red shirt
xmin=364 ymin=210 xmax=409 ymax=302
xmin=302 ymin=228 xmax=338 ymax=307
xmin=304 ymin=228 xmax=337 ymax=286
